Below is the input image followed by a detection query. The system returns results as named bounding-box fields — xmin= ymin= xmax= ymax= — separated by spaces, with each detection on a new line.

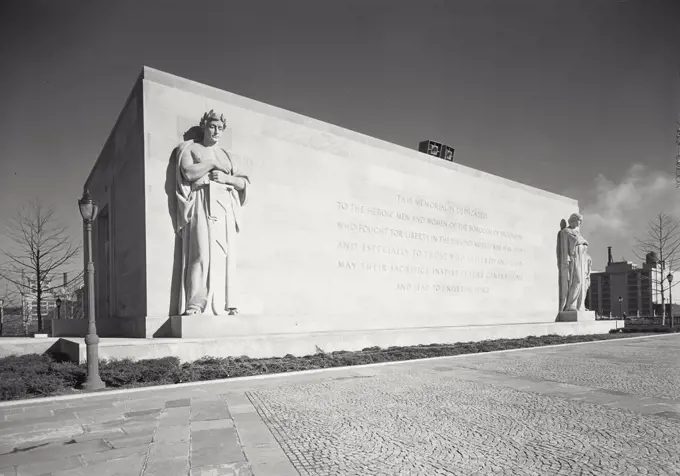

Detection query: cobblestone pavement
xmin=0 ymin=334 xmax=678 ymax=475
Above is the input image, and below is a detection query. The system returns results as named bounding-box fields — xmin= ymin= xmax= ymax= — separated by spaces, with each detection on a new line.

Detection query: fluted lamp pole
xmin=668 ymin=273 xmax=674 ymax=328
xmin=78 ymin=190 xmax=105 ymax=391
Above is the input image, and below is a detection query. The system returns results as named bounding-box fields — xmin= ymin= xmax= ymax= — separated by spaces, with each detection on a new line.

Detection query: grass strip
xmin=0 ymin=331 xmax=665 ymax=401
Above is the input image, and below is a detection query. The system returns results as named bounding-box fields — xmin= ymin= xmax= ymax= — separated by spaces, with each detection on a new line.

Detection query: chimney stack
xmin=607 ymin=246 xmax=613 ymax=265
xmin=63 ymin=272 xmax=68 ymax=288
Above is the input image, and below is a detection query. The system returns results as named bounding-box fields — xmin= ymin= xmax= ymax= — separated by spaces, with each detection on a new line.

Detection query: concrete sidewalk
xmin=1 ymin=334 xmax=679 ymax=475
xmin=0 ymin=380 xmax=298 ymax=476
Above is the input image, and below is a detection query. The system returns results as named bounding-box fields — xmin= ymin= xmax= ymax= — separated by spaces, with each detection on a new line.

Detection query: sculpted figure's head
xmin=568 ymin=213 xmax=583 ymax=228
xmin=200 ymin=110 xmax=227 ymax=145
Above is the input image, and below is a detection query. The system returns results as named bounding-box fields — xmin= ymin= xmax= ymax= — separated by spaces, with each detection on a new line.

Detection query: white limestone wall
xmin=85 ymin=80 xmax=147 ymax=324
xmin=142 ymin=67 xmax=577 ymax=334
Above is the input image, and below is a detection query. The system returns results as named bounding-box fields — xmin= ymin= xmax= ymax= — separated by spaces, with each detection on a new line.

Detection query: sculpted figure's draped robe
xmin=175 ymin=140 xmax=250 ymax=315
xmin=556 ymin=221 xmax=568 ymax=312
xmin=557 ymin=226 xmax=590 ymax=312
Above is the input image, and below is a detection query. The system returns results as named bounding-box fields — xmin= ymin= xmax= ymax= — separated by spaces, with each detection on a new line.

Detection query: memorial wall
xmin=132 ymin=67 xmax=578 ymax=338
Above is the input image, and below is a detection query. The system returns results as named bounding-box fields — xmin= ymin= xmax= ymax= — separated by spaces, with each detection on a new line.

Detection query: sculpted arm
xmin=557 ymin=231 xmax=566 ymax=267
xmin=222 ymin=175 xmax=247 ymax=191
xmin=180 ymin=148 xmax=227 ymax=182
xmin=559 ymin=232 xmax=572 ymax=267
xmin=210 ymin=171 xmax=247 ymax=191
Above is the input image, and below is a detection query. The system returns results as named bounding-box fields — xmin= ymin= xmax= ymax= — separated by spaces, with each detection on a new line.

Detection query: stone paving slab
xmin=0 ymin=334 xmax=677 ymax=475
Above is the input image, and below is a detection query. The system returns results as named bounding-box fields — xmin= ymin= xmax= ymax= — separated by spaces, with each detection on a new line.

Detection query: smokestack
xmin=607 ymin=246 xmax=613 ymax=265
xmin=63 ymin=272 xmax=68 ymax=288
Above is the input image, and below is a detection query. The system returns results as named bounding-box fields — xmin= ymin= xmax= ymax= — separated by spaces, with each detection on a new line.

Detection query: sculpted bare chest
xmin=193 ymin=146 xmax=231 ymax=171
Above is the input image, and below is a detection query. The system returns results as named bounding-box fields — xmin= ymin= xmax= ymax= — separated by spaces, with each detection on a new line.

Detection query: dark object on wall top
xmin=418 ymin=140 xmax=455 ymax=162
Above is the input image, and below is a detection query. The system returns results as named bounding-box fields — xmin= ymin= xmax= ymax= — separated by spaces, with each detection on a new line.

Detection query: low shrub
xmin=182 ymin=357 xmax=232 ymax=381
xmin=622 ymin=326 xmax=676 ymax=334
xmin=49 ymin=361 xmax=86 ymax=388
xmin=100 ymin=358 xmax=143 ymax=387
xmin=0 ymin=354 xmax=53 ymax=374
xmin=0 ymin=375 xmax=28 ymax=401
xmin=26 ymin=373 xmax=70 ymax=396
xmin=0 ymin=331 xmax=654 ymax=401
xmin=0 ymin=353 xmax=85 ymax=401
xmin=100 ymin=356 xmax=183 ymax=387
xmin=138 ymin=357 xmax=182 ymax=384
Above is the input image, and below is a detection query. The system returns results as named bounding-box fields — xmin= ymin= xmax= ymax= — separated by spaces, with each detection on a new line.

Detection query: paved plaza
xmin=0 ymin=334 xmax=679 ymax=475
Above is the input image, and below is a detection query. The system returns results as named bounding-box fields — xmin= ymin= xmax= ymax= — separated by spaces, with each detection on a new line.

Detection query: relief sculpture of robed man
xmin=175 ymin=110 xmax=251 ymax=316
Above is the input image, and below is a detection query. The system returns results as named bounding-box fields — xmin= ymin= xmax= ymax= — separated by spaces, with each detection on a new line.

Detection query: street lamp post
xmin=78 ymin=189 xmax=105 ymax=391
xmin=618 ymin=296 xmax=623 ymax=318
xmin=668 ymin=273 xmax=674 ymax=328
xmin=56 ymin=297 xmax=62 ymax=321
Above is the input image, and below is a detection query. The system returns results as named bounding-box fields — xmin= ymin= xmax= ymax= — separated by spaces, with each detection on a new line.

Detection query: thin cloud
xmin=581 ymin=164 xmax=680 ymax=269
xmin=583 ymin=164 xmax=677 ymax=234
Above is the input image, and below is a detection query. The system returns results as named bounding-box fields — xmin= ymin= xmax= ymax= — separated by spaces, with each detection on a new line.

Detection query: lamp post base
xmin=83 ymin=376 xmax=106 ymax=391
xmin=84 ymin=333 xmax=105 ymax=391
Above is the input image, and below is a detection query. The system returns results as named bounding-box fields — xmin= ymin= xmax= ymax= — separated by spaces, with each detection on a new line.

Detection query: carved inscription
xmin=335 ymin=195 xmax=528 ymax=295
xmin=396 ymin=194 xmax=488 ymax=219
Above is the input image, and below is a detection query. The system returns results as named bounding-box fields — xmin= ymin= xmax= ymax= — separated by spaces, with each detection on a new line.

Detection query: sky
xmin=0 ymin=0 xmax=679 ymax=290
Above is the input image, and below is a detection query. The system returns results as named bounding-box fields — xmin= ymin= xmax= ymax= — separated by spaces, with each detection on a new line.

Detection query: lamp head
xmin=668 ymin=273 xmax=673 ymax=283
xmin=56 ymin=297 xmax=62 ymax=308
xmin=78 ymin=189 xmax=99 ymax=222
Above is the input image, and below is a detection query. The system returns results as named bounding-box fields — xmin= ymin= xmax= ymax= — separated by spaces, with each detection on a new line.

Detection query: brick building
xmin=588 ymin=247 xmax=674 ymax=318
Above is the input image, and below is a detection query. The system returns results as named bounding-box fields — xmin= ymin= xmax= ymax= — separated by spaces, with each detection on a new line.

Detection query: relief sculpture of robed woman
xmin=557 ymin=213 xmax=592 ymax=312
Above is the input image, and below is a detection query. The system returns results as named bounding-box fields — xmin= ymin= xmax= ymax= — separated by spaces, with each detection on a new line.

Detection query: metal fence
xmin=0 ymin=289 xmax=84 ymax=337
xmin=596 ymin=314 xmax=679 ymax=328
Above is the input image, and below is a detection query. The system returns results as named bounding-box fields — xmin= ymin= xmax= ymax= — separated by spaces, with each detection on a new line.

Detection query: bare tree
xmin=675 ymin=119 xmax=680 ymax=188
xmin=60 ymin=273 xmax=85 ymax=320
xmin=0 ymin=282 xmax=19 ymax=306
xmin=0 ymin=202 xmax=82 ymax=333
xmin=633 ymin=212 xmax=680 ymax=324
